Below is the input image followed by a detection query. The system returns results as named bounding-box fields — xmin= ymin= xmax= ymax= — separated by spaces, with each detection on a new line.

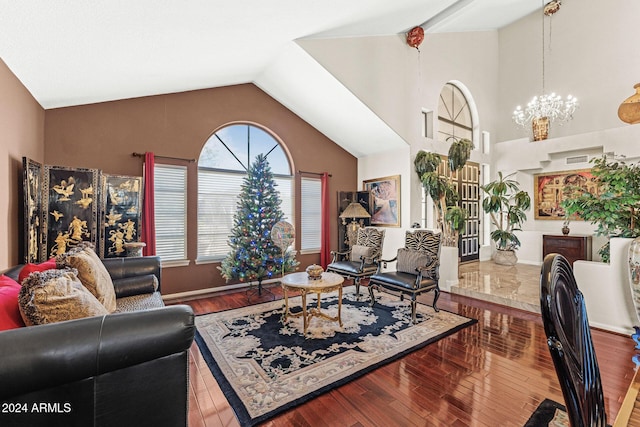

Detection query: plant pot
xmin=494 ymin=249 xmax=518 ymax=266
xmin=562 ymin=225 xmax=570 ymax=235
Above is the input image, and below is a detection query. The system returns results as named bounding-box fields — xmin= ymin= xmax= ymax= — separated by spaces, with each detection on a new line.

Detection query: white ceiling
xmin=0 ymin=0 xmax=540 ymax=157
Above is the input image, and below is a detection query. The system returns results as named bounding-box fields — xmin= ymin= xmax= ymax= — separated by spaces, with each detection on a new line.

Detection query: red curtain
xmin=141 ymin=152 xmax=156 ymax=256
xmin=320 ymin=172 xmax=331 ymax=268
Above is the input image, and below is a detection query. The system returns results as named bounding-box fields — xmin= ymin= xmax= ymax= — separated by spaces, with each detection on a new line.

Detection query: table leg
xmin=301 ymin=290 xmax=308 ymax=335
xmin=338 ymin=287 xmax=343 ymax=327
xmin=282 ymin=286 xmax=290 ymax=322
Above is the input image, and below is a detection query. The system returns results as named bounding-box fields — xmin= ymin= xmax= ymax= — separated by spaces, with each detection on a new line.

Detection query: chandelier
xmin=512 ymin=0 xmax=578 ymax=141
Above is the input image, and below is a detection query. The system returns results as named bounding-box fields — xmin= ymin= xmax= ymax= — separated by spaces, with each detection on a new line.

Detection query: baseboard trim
xmin=163 ymin=277 xmax=282 ymax=302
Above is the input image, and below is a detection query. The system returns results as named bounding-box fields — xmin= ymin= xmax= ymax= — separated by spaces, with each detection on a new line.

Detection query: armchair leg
xmin=368 ymin=285 xmax=376 ymax=307
xmin=432 ymin=287 xmax=440 ymax=312
xmin=411 ymin=297 xmax=417 ymax=324
xmin=354 ymin=277 xmax=361 ymax=300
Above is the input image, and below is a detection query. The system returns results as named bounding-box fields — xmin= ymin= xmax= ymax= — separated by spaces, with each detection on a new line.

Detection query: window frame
xmin=437 ymin=82 xmax=473 ymax=143
xmin=196 ymin=123 xmax=294 ymax=264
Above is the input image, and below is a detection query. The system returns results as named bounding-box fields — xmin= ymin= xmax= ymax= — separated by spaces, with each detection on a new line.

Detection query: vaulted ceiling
xmin=0 ymin=0 xmax=539 ymax=157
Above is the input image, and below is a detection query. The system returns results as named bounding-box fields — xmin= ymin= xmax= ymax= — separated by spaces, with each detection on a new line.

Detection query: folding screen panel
xmin=22 ymin=158 xmax=43 ymax=263
xmin=100 ymin=174 xmax=143 ymax=258
xmin=41 ymin=165 xmax=100 ymax=260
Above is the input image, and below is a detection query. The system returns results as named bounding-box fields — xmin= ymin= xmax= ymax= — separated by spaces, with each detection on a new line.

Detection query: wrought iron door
xmin=437 ymin=158 xmax=480 ymax=262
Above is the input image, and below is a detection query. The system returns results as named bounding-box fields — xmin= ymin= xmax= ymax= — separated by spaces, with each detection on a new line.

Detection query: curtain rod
xmin=297 ymin=170 xmax=332 ymax=177
xmin=132 ymin=152 xmax=196 ymax=163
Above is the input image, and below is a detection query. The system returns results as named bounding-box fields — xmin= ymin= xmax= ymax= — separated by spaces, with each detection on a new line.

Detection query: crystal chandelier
xmin=512 ymin=1 xmax=578 ymax=141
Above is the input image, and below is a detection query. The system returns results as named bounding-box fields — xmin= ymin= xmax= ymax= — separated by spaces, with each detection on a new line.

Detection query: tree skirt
xmin=195 ymin=286 xmax=476 ymax=426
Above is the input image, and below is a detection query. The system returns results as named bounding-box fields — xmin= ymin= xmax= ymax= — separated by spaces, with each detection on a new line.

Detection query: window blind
xmin=300 ymin=177 xmax=321 ymax=252
xmin=154 ymin=164 xmax=187 ymax=262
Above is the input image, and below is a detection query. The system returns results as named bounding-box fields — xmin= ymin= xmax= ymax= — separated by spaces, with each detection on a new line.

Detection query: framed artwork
xmin=100 ymin=174 xmax=143 ymax=258
xmin=41 ymin=165 xmax=100 ymax=259
xmin=22 ymin=157 xmax=43 ymax=263
xmin=363 ymin=175 xmax=401 ymax=227
xmin=533 ymin=169 xmax=599 ymax=220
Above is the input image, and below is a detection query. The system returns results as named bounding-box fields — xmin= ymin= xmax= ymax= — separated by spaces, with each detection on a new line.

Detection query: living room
xmin=2 ymin=0 xmax=640 ymax=425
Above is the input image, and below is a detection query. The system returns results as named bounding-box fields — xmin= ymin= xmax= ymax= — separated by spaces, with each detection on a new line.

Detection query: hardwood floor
xmin=172 ymin=278 xmax=637 ymax=427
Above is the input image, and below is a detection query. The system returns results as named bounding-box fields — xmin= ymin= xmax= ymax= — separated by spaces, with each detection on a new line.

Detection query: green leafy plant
xmin=561 ymin=155 xmax=640 ymax=262
xmin=481 ymin=171 xmax=531 ymax=251
xmin=414 ymin=137 xmax=472 ymax=247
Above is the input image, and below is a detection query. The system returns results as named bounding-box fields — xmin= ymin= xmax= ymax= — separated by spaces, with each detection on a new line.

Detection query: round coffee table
xmin=281 ymin=271 xmax=344 ymax=335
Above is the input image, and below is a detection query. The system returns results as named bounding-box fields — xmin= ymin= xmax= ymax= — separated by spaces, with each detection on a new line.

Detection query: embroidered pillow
xmin=396 ymin=248 xmax=432 ymax=275
xmin=0 ymin=275 xmax=25 ymax=331
xmin=56 ymin=242 xmax=116 ymax=312
xmin=19 ymin=269 xmax=109 ymax=326
xmin=18 ymin=258 xmax=58 ymax=283
xmin=351 ymin=245 xmax=374 ymax=262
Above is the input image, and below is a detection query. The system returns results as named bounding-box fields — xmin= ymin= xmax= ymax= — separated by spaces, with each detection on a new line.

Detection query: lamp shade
xmin=618 ymin=83 xmax=640 ymax=125
xmin=339 ymin=202 xmax=371 ymax=219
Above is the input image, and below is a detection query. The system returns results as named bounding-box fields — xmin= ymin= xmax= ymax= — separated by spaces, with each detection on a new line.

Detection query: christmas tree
xmin=218 ymin=154 xmax=298 ymax=293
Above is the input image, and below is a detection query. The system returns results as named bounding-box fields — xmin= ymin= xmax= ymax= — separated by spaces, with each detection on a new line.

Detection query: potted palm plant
xmin=561 ymin=155 xmax=640 ymax=262
xmin=414 ymin=137 xmax=472 ymax=247
xmin=481 ymin=171 xmax=531 ymax=265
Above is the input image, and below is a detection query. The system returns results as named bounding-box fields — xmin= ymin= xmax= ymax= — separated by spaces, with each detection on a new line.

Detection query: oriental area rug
xmin=195 ymin=286 xmax=477 ymax=426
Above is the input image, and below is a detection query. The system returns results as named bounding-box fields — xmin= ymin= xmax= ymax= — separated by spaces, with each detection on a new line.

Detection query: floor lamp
xmin=339 ymin=202 xmax=371 ymax=248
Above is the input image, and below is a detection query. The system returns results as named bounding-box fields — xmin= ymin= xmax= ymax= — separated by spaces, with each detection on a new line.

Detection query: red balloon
xmin=407 ymin=26 xmax=424 ymax=49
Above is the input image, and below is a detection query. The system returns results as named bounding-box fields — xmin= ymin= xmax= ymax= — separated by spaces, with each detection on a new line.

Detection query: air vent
xmin=566 ymin=155 xmax=588 ymax=164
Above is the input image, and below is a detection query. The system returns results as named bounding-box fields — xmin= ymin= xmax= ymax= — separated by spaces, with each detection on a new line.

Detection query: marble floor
xmin=452 ymin=261 xmax=541 ymax=313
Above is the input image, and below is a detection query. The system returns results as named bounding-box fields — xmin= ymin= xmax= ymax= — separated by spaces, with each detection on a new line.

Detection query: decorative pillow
xmin=396 ymin=248 xmax=433 ymax=275
xmin=0 ymin=275 xmax=25 ymax=331
xmin=18 ymin=258 xmax=58 ymax=283
xmin=18 ymin=269 xmax=109 ymax=326
xmin=351 ymin=244 xmax=374 ymax=262
xmin=56 ymin=243 xmax=116 ymax=312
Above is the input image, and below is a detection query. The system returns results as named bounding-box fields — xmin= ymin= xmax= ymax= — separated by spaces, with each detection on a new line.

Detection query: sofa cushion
xmin=114 ymin=292 xmax=165 ymax=313
xmin=19 ymin=269 xmax=109 ymax=326
xmin=396 ymin=248 xmax=433 ymax=275
xmin=17 ymin=258 xmax=57 ymax=283
xmin=0 ymin=275 xmax=25 ymax=331
xmin=350 ymin=244 xmax=374 ymax=262
xmin=57 ymin=243 xmax=116 ymax=312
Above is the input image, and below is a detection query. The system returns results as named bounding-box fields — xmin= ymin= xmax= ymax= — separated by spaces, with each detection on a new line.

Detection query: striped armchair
xmin=368 ymin=230 xmax=442 ymax=323
xmin=326 ymin=227 xmax=385 ymax=299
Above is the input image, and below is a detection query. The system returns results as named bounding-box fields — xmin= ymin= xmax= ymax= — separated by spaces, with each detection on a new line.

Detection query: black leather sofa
xmin=0 ymin=256 xmax=195 ymax=427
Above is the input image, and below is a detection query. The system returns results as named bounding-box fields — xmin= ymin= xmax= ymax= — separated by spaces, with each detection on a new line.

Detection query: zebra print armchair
xmin=326 ymin=227 xmax=385 ymax=299
xmin=368 ymin=230 xmax=442 ymax=323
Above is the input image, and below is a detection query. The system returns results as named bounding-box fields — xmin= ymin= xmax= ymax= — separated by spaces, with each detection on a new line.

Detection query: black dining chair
xmin=540 ymin=253 xmax=607 ymax=426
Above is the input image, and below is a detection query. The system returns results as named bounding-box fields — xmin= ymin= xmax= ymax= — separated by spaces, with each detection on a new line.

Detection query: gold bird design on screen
xmin=53 ymin=179 xmax=75 ymax=201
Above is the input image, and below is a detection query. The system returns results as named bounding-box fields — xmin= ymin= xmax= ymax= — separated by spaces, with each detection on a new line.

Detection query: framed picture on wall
xmin=533 ymin=169 xmax=599 ymax=220
xmin=363 ymin=175 xmax=401 ymax=227
xmin=100 ymin=174 xmax=144 ymax=258
xmin=22 ymin=157 xmax=43 ymax=263
xmin=41 ymin=165 xmax=100 ymax=259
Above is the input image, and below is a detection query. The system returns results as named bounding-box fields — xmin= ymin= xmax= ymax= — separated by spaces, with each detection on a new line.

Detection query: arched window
xmin=438 ymin=82 xmax=473 ymax=143
xmin=197 ymin=123 xmax=293 ymax=261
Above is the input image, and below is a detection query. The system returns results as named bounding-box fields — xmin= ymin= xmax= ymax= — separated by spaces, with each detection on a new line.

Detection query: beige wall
xmin=0 ymin=59 xmax=45 ymax=269
xmin=44 ymin=84 xmax=357 ymax=294
xmin=496 ymin=0 xmax=640 ymax=142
